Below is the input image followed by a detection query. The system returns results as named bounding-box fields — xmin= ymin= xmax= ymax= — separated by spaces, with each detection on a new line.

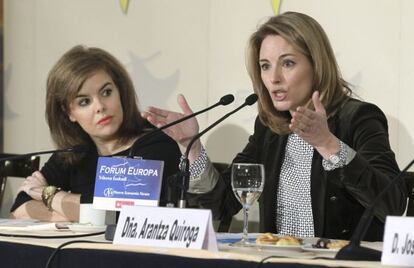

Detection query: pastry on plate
xmin=326 ymin=239 xmax=348 ymax=249
xmin=314 ymin=238 xmax=348 ymax=249
xmin=256 ymin=232 xmax=279 ymax=244
xmin=275 ymin=235 xmax=302 ymax=246
xmin=256 ymin=233 xmax=301 ymax=246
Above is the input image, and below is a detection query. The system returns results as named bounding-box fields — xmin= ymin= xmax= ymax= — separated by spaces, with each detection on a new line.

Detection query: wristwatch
xmin=322 ymin=141 xmax=355 ymax=171
xmin=41 ymin=186 xmax=61 ymax=211
xmin=328 ymin=152 xmax=341 ymax=165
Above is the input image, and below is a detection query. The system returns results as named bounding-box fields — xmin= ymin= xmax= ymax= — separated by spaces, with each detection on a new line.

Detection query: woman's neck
xmin=94 ymin=137 xmax=136 ymax=156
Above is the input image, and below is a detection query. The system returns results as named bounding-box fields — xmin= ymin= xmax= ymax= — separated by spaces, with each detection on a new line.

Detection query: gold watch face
xmin=44 ymin=186 xmax=57 ymax=196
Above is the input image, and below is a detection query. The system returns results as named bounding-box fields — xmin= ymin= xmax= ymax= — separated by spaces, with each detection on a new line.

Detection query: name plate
xmin=113 ymin=206 xmax=217 ymax=251
xmin=93 ymin=157 xmax=164 ymax=210
xmin=382 ymin=216 xmax=414 ymax=266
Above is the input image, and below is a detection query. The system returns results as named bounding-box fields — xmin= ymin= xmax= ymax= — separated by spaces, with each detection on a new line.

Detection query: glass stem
xmin=241 ymin=205 xmax=249 ymax=243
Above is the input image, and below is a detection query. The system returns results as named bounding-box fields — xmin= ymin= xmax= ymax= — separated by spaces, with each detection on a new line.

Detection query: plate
xmin=227 ymin=241 xmax=303 ymax=252
xmin=254 ymin=243 xmax=303 ymax=251
xmin=218 ymin=233 xmax=304 ymax=251
xmin=217 ymin=237 xmax=258 ymax=244
xmin=301 ymin=244 xmax=339 ymax=254
xmin=67 ymin=224 xmax=107 ymax=233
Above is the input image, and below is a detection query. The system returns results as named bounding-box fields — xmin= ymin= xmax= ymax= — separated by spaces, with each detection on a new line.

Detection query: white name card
xmin=382 ymin=216 xmax=414 ymax=266
xmin=113 ymin=206 xmax=217 ymax=251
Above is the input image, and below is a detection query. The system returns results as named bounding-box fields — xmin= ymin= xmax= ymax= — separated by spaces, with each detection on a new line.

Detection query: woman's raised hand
xmin=142 ymin=94 xmax=200 ymax=147
xmin=289 ymin=91 xmax=340 ymax=158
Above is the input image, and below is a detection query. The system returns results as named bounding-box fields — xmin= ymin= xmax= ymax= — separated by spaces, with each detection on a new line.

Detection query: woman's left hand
xmin=18 ymin=171 xmax=48 ymax=201
xmin=289 ymin=91 xmax=337 ymax=149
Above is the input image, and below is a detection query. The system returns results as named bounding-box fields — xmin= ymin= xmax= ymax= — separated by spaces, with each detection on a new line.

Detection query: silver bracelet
xmin=322 ymin=141 xmax=354 ymax=171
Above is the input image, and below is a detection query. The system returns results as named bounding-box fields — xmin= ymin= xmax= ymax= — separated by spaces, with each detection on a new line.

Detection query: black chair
xmin=0 ymin=154 xmax=40 ymax=208
xmin=405 ymin=171 xmax=414 ymax=217
xmin=211 ymin=162 xmax=233 ymax=232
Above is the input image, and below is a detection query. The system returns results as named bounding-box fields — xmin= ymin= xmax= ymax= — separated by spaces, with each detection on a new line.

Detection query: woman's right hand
xmin=18 ymin=171 xmax=48 ymax=201
xmin=142 ymin=94 xmax=200 ymax=147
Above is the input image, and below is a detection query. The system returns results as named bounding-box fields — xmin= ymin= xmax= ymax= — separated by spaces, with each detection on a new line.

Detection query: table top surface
xmin=0 ymin=224 xmax=399 ymax=268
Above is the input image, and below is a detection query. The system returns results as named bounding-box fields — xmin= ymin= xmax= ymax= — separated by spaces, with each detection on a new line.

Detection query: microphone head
xmin=244 ymin=93 xmax=258 ymax=106
xmin=219 ymin=94 xmax=235 ymax=105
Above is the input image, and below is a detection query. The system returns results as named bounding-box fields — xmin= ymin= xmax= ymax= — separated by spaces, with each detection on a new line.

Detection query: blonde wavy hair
xmin=246 ymin=12 xmax=352 ymax=134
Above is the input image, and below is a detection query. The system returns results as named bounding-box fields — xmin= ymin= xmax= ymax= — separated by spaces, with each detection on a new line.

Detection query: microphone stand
xmin=335 ymin=159 xmax=414 ymax=261
xmin=178 ymin=94 xmax=258 ymax=208
xmin=0 ymin=145 xmax=89 ymax=162
xmin=104 ymin=95 xmax=235 ymax=240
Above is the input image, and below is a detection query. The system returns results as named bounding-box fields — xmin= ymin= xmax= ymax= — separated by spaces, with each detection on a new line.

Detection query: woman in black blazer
xmin=143 ymin=12 xmax=407 ymax=241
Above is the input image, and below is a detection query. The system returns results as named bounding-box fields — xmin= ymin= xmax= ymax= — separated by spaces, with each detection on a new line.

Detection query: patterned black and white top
xmin=186 ymin=134 xmax=355 ymax=236
xmin=276 ymin=133 xmax=315 ymax=237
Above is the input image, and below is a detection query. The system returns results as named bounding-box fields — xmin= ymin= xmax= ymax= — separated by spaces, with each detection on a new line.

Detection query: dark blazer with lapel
xmin=191 ymin=98 xmax=407 ymax=241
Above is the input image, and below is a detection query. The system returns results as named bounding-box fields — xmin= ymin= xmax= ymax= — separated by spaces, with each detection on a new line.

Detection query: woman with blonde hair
xmin=143 ymin=12 xmax=406 ymax=240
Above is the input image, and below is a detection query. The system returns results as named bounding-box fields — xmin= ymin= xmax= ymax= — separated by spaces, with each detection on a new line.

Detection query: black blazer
xmin=190 ymin=98 xmax=407 ymax=241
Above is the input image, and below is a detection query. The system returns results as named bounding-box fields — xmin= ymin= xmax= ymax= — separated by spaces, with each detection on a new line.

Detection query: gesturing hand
xmin=142 ymin=94 xmax=200 ymax=147
xmin=289 ymin=91 xmax=335 ymax=149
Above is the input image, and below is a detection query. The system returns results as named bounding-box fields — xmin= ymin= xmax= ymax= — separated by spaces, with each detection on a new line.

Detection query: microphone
xmin=335 ymin=158 xmax=414 ymax=261
xmin=177 ymin=93 xmax=258 ymax=208
xmin=128 ymin=94 xmax=235 ymax=157
xmin=106 ymin=94 xmax=235 ymax=240
xmin=0 ymin=144 xmax=90 ymax=162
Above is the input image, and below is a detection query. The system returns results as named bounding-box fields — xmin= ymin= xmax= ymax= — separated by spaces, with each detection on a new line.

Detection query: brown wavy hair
xmin=246 ymin=12 xmax=352 ymax=134
xmin=46 ymin=45 xmax=145 ymax=164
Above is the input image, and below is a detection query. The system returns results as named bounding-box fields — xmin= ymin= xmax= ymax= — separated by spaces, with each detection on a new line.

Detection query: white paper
xmin=203 ymin=213 xmax=218 ymax=251
xmin=382 ymin=216 xmax=414 ymax=266
xmin=0 ymin=218 xmax=59 ymax=231
xmin=113 ymin=206 xmax=218 ymax=251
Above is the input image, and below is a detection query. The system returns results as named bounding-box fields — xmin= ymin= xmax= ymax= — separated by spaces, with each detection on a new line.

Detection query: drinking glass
xmin=231 ymin=163 xmax=265 ymax=246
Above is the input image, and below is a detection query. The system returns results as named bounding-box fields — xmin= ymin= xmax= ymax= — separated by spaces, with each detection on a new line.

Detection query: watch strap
xmin=41 ymin=186 xmax=61 ymax=211
xmin=322 ymin=141 xmax=355 ymax=171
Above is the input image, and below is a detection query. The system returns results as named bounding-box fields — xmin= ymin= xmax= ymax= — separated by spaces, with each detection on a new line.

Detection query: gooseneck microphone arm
xmin=177 ymin=93 xmax=258 ymax=208
xmin=184 ymin=94 xmax=258 ymax=159
xmin=128 ymin=94 xmax=234 ymax=157
xmin=0 ymin=145 xmax=89 ymax=162
xmin=336 ymin=158 xmax=414 ymax=261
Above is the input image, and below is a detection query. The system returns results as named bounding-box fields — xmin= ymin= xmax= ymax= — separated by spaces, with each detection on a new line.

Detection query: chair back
xmin=0 ymin=155 xmax=40 ymax=208
xmin=212 ymin=162 xmax=233 ymax=232
xmin=405 ymin=172 xmax=414 ymax=217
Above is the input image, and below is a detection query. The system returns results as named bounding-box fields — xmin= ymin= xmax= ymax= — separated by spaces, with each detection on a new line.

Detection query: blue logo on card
xmin=94 ymin=157 xmax=164 ymax=204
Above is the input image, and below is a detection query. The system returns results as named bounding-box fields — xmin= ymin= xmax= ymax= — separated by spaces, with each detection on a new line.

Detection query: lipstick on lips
xmin=271 ymin=90 xmax=287 ymax=101
xmin=97 ymin=116 xmax=113 ymax=125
